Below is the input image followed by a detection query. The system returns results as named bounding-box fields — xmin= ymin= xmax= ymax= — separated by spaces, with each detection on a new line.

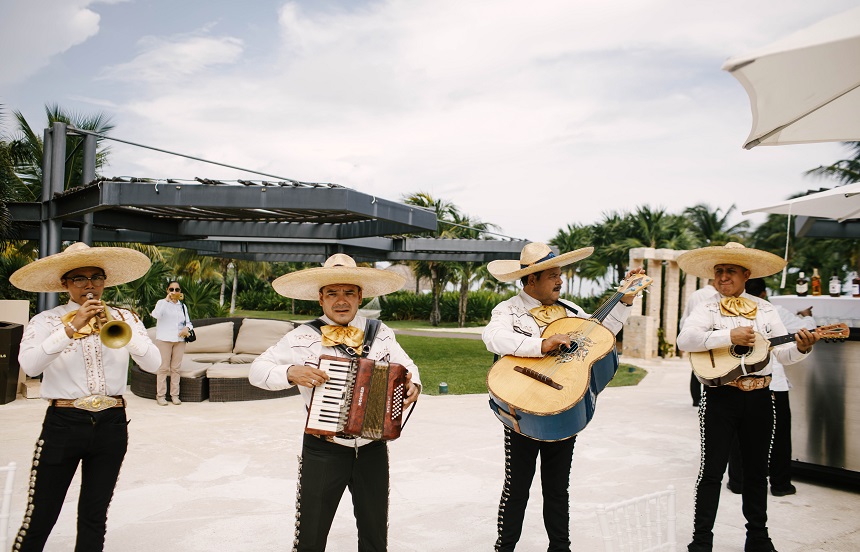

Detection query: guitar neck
xmin=768 ymin=334 xmax=796 ymax=347
xmin=589 ymin=292 xmax=625 ymax=323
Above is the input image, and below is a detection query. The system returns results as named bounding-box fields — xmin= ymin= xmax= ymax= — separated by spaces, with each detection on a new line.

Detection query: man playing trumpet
xmin=9 ymin=242 xmax=160 ymax=551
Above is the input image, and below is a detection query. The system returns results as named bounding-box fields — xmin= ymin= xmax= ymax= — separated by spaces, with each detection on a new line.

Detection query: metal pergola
xmin=8 ymin=123 xmax=528 ymax=311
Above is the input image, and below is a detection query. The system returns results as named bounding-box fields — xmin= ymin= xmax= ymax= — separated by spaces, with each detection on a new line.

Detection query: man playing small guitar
xmin=677 ymin=243 xmax=820 ymax=552
xmin=482 ymin=242 xmax=643 ymax=552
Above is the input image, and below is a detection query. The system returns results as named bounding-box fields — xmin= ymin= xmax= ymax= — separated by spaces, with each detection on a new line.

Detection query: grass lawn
xmin=398 ymin=334 xmax=647 ymax=395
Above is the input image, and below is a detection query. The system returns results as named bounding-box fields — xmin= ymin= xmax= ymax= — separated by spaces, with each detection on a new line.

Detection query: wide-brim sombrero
xmin=487 ymin=242 xmax=594 ymax=283
xmin=272 ymin=253 xmax=405 ymax=300
xmin=677 ymin=242 xmax=786 ymax=279
xmin=10 ymin=242 xmax=152 ymax=293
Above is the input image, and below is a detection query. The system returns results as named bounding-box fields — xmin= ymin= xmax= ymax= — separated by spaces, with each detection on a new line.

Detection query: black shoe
xmin=692 ymin=401 xmax=700 ymax=407
xmin=771 ymin=484 xmax=796 ymax=497
xmin=726 ymin=481 xmax=742 ymax=494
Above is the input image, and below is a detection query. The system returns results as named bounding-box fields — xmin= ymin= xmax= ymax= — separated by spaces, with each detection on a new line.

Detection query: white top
xmin=249 ymin=314 xmax=421 ymax=447
xmin=151 ymin=299 xmax=194 ymax=342
xmin=482 ymin=291 xmax=631 ymax=358
xmin=676 ymin=292 xmax=811 ymax=379
xmin=18 ymin=301 xmax=161 ymax=400
xmin=769 ymin=304 xmax=817 ymax=391
xmin=680 ymin=285 xmax=718 ymax=330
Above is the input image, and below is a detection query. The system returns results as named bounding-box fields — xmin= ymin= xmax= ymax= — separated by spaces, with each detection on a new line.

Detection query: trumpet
xmin=87 ymin=293 xmax=133 ymax=349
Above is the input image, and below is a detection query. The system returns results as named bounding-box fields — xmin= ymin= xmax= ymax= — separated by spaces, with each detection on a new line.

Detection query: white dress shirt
xmin=676 ymin=292 xmax=811 ymax=379
xmin=769 ymin=304 xmax=817 ymax=391
xmin=151 ymin=299 xmax=193 ymax=342
xmin=18 ymin=301 xmax=161 ymax=399
xmin=249 ymin=314 xmax=421 ymax=447
xmin=680 ymin=284 xmax=718 ymax=330
xmin=482 ymin=291 xmax=631 ymax=358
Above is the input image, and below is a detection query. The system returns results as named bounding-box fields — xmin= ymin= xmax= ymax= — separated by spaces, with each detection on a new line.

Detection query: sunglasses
xmin=169 ymin=287 xmax=181 ymax=292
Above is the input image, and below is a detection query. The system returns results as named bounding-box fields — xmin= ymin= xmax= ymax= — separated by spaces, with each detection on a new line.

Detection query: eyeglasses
xmin=168 ymin=287 xmax=181 ymax=292
xmin=65 ymin=275 xmax=107 ymax=288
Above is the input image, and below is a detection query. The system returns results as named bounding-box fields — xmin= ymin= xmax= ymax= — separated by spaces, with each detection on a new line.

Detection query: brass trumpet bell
xmin=97 ymin=305 xmax=133 ymax=349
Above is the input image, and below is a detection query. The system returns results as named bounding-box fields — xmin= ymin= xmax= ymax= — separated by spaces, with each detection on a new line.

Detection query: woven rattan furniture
xmin=130 ymin=317 xmax=298 ymax=402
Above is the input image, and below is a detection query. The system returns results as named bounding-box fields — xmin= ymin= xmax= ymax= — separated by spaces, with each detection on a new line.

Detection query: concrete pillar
xmin=663 ymin=260 xmax=681 ymax=357
xmin=646 ymin=258 xmax=662 ymax=321
xmin=622 ymin=315 xmax=657 ymax=359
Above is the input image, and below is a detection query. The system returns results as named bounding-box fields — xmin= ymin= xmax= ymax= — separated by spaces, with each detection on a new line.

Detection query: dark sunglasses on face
xmin=65 ymin=274 xmax=107 ymax=288
xmin=169 ymin=287 xmax=181 ymax=292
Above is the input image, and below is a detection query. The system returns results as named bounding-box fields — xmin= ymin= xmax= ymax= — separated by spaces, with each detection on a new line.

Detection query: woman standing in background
xmin=151 ymin=281 xmax=193 ymax=406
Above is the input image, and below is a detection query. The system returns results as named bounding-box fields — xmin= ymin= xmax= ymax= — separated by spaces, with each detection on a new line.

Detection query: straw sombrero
xmin=487 ymin=242 xmax=594 ymax=283
xmin=272 ymin=253 xmax=405 ymax=301
xmin=9 ymin=242 xmax=152 ymax=293
xmin=676 ymin=242 xmax=786 ymax=279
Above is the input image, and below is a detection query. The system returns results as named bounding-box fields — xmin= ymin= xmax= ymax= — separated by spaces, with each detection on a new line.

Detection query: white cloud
xmin=90 ymin=0 xmax=857 ymax=242
xmin=0 ymin=0 xmax=100 ymax=86
xmin=100 ymin=34 xmax=244 ymax=83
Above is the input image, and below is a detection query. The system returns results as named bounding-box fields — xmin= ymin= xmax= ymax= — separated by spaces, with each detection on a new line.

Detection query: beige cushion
xmin=184 ymin=322 xmax=235 ymax=354
xmin=228 ymin=353 xmax=258 ymax=364
xmin=233 ymin=319 xmax=293 ymax=355
xmin=184 ymin=352 xmax=234 ymax=364
xmin=206 ymin=362 xmax=252 ymax=379
xmin=178 ymin=360 xmax=211 ymax=378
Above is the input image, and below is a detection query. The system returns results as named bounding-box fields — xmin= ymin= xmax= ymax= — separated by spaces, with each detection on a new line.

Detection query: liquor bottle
xmin=852 ymin=272 xmax=860 ymax=298
xmin=795 ymin=272 xmax=808 ymax=297
xmin=829 ymin=274 xmax=841 ymax=297
xmin=811 ymin=268 xmax=822 ymax=296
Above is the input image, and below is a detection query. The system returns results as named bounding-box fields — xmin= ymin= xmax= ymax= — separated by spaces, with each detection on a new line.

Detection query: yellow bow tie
xmin=60 ymin=310 xmax=98 ymax=339
xmin=320 ymin=325 xmax=365 ymax=348
xmin=529 ymin=304 xmax=567 ymax=326
xmin=719 ymin=296 xmax=758 ymax=320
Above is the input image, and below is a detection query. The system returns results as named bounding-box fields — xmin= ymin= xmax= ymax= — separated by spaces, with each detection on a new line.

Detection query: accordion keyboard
xmin=306 ymin=357 xmax=354 ymax=434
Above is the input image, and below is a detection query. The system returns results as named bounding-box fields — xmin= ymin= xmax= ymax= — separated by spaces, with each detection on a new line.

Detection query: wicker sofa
xmin=130 ymin=317 xmax=300 ymax=402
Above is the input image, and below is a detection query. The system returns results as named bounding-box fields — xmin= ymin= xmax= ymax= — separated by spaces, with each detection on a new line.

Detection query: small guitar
xmin=690 ymin=323 xmax=849 ymax=387
xmin=487 ymin=273 xmax=653 ymax=441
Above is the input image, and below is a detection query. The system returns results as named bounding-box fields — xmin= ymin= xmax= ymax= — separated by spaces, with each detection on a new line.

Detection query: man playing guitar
xmin=677 ymin=242 xmax=819 ymax=552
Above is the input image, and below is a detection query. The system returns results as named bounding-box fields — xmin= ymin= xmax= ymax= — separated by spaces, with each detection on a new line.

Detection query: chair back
xmin=0 ymin=462 xmax=17 ymax=552
xmin=596 ymin=485 xmax=677 ymax=552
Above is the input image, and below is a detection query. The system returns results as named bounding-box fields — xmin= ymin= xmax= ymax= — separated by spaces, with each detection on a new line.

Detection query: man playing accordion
xmin=250 ymin=253 xmax=420 ymax=551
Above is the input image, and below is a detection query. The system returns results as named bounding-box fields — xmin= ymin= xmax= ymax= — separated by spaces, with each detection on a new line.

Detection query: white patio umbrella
xmin=722 ymin=7 xmax=860 ymax=149
xmin=742 ymin=182 xmax=860 ymax=222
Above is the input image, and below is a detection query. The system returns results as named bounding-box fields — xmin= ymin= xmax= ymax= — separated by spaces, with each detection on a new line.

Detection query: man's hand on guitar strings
xmin=795 ymin=327 xmax=819 ymax=354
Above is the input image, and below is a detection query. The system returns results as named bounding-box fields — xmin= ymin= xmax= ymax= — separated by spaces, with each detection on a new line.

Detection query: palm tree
xmin=683 ymin=203 xmax=749 ymax=246
xmin=443 ymin=211 xmax=499 ymax=327
xmin=402 ymin=191 xmax=461 ymax=326
xmin=804 ymin=141 xmax=860 ymax=185
xmin=550 ymin=223 xmax=594 ymax=295
xmin=7 ymin=104 xmax=114 ymax=199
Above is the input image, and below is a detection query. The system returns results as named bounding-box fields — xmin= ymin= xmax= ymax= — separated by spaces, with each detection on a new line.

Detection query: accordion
xmin=305 ymin=355 xmax=409 ymax=441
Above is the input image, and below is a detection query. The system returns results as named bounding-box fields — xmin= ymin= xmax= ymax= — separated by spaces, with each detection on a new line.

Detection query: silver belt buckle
xmin=73 ymin=395 xmax=119 ymax=412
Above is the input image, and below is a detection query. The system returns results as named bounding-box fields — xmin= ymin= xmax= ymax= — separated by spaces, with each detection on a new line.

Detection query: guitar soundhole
xmin=731 ymin=345 xmax=751 ymax=358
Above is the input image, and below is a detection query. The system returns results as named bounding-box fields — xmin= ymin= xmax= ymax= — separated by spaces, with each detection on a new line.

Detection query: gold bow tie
xmin=320 ymin=325 xmax=365 ymax=348
xmin=529 ymin=304 xmax=567 ymax=326
xmin=60 ymin=310 xmax=97 ymax=339
xmin=719 ymin=296 xmax=758 ymax=320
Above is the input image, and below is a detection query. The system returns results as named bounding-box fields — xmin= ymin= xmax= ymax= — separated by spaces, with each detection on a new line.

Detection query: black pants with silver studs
xmin=14 ymin=406 xmax=128 ymax=552
xmin=496 ymin=427 xmax=577 ymax=552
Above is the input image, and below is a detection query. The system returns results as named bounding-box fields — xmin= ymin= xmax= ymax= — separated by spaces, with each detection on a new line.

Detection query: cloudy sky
xmin=1 ymin=0 xmax=856 ymax=243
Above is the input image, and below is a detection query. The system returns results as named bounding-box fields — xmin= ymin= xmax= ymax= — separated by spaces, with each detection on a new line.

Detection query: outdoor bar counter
xmin=769 ymin=295 xmax=860 ymax=479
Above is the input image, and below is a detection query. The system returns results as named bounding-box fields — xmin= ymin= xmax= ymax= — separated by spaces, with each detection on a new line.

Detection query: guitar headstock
xmin=815 ymin=323 xmax=850 ymax=342
xmin=618 ymin=273 xmax=654 ymax=297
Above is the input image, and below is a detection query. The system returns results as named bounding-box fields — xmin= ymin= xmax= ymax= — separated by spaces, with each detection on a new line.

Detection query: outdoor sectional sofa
xmin=130 ymin=316 xmax=300 ymax=402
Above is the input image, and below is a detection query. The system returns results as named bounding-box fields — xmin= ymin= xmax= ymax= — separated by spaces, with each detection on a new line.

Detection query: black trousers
xmin=689 ymin=386 xmax=774 ymax=552
xmin=294 ymin=434 xmax=389 ymax=552
xmin=728 ymin=391 xmax=793 ymax=492
xmin=15 ymin=406 xmax=129 ymax=552
xmin=496 ymin=427 xmax=577 ymax=552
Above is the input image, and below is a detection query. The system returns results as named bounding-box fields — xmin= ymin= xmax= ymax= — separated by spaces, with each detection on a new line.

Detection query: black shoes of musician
xmin=771 ymin=484 xmax=796 ymax=497
xmin=726 ymin=481 xmax=742 ymax=494
xmin=692 ymin=401 xmax=699 ymax=407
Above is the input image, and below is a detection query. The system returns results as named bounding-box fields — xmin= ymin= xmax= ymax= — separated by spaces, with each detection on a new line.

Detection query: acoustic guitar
xmin=487 ymin=273 xmax=653 ymax=441
xmin=690 ymin=323 xmax=849 ymax=387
